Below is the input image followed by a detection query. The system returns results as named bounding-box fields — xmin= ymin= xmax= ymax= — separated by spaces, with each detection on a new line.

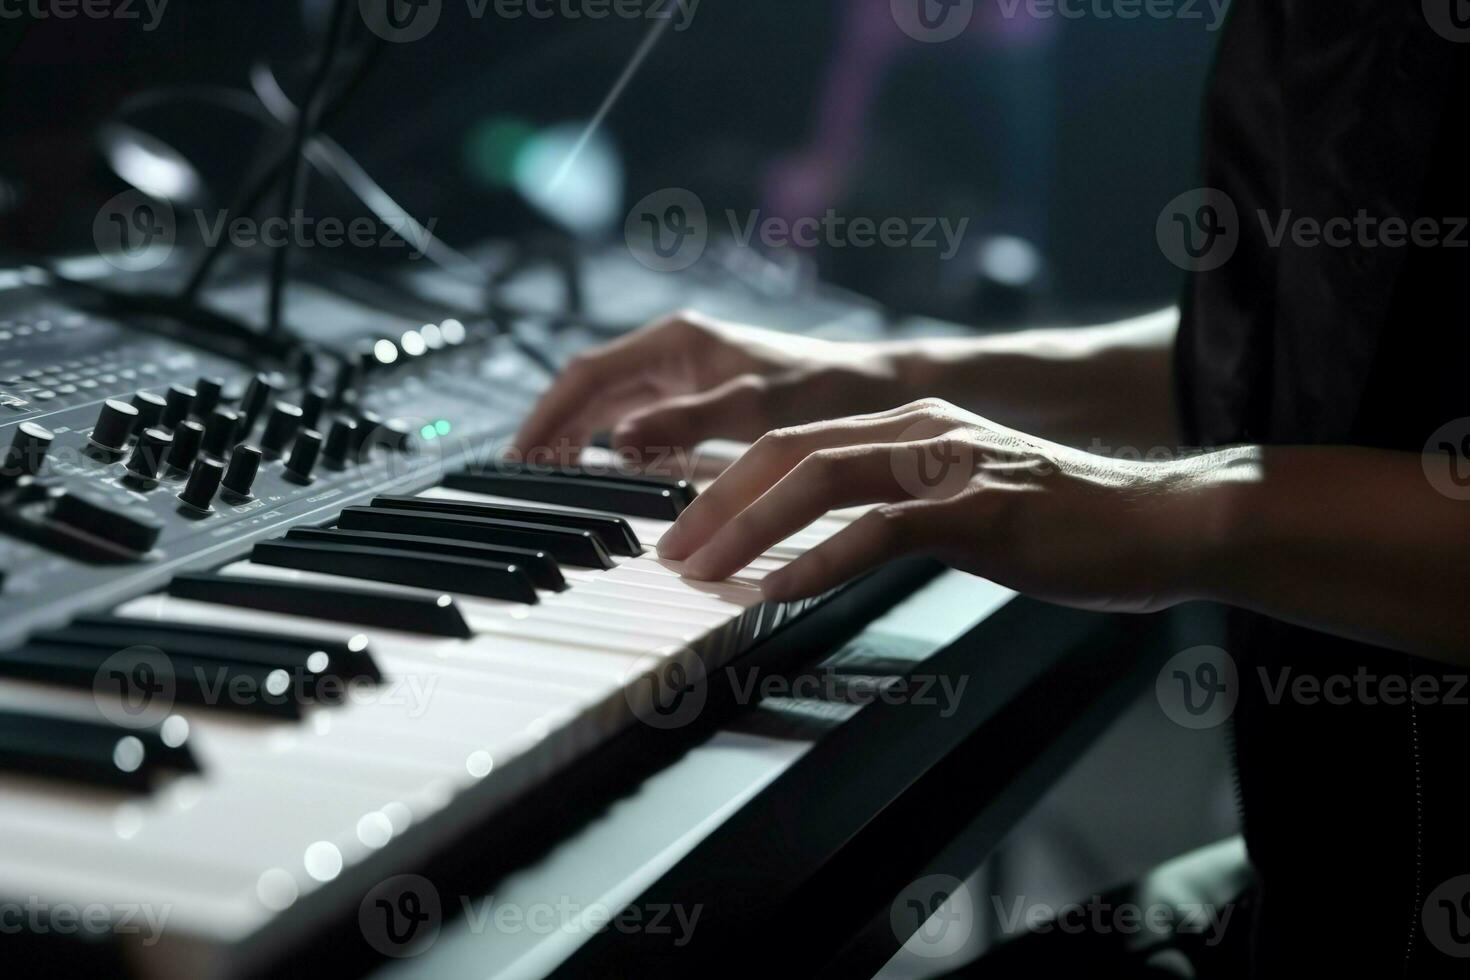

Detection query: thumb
xmin=612 ymin=374 xmax=775 ymax=457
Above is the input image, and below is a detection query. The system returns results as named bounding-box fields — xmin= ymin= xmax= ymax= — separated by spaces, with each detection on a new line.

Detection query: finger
xmin=611 ymin=374 xmax=775 ymax=454
xmin=515 ymin=381 xmax=656 ymax=463
xmin=681 ymin=442 xmax=922 ymax=580
xmin=657 ymin=410 xmax=949 ymax=560
xmin=760 ymin=499 xmax=946 ymax=601
xmin=511 ymin=318 xmax=686 ymax=454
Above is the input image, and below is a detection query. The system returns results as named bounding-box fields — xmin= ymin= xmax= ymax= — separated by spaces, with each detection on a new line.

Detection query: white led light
xmin=256 ymin=869 xmax=298 ymax=911
xmin=112 ymin=735 xmax=145 ymax=773
xmin=304 ymin=841 xmax=343 ymax=882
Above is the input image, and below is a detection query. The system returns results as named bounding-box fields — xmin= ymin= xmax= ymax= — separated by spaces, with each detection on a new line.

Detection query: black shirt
xmin=1176 ymin=1 xmax=1469 ymax=976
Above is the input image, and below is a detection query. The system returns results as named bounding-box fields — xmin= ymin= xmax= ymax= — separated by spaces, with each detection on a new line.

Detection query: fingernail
xmin=682 ymin=548 xmax=723 ymax=581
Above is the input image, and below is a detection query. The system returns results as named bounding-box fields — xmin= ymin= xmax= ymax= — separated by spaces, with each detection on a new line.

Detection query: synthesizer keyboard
xmin=0 ymin=269 xmax=925 ymax=978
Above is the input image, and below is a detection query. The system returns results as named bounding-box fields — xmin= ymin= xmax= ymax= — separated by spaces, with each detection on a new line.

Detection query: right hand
xmin=510 ymin=311 xmax=908 ymax=465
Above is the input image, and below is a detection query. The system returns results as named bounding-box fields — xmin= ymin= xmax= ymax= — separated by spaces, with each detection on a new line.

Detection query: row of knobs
xmin=78 ymin=368 xmax=376 ymax=513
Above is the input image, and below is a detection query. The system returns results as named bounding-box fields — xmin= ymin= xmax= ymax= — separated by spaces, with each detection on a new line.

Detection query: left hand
xmin=658 ymin=399 xmax=1229 ymax=611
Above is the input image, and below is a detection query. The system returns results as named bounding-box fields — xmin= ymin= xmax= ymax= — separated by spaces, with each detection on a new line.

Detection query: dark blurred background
xmin=1 ymin=0 xmax=1218 ymax=328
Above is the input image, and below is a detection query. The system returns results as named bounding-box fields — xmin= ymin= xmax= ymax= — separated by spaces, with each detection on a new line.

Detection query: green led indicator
xmin=419 ymin=424 xmax=438 ymax=441
xmin=434 ymin=419 xmax=452 ymax=436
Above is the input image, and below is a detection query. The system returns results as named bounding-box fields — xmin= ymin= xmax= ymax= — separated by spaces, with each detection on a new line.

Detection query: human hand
xmin=658 ymin=398 xmax=1228 ymax=609
xmin=510 ymin=311 xmax=908 ymax=466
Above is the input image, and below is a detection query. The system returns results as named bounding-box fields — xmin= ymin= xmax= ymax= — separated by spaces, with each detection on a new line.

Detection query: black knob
xmin=380 ymin=420 xmax=415 ymax=454
xmin=300 ymin=386 xmax=329 ymax=431
xmin=222 ymin=445 xmax=262 ymax=498
xmin=330 ymin=360 xmax=361 ymax=408
xmin=260 ymin=402 xmax=304 ymax=459
xmin=178 ymin=457 xmax=225 ymax=512
xmin=1 ymin=422 xmax=54 ymax=483
xmin=125 ymin=427 xmax=173 ymax=485
xmin=289 ymin=347 xmax=318 ymax=387
xmin=351 ymin=410 xmax=382 ymax=459
xmin=167 ymin=420 xmax=205 ymax=472
xmin=284 ymin=429 xmax=323 ymax=483
xmin=90 ymin=399 xmax=140 ymax=455
xmin=323 ymin=418 xmax=357 ymax=469
xmin=239 ymin=373 xmax=278 ymax=436
xmin=131 ymin=390 xmax=167 ymax=431
xmin=162 ymin=384 xmax=197 ymax=429
xmin=202 ymin=408 xmax=242 ymax=459
xmin=193 ymin=376 xmax=225 ymax=418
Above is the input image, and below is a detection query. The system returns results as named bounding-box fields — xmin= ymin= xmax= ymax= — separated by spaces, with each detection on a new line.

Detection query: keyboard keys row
xmin=0 ymin=463 xmax=703 ymax=799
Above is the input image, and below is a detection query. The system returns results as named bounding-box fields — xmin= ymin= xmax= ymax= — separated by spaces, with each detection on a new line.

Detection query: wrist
xmin=875 ymin=336 xmax=1010 ymax=406
xmin=1158 ymin=448 xmax=1263 ymax=604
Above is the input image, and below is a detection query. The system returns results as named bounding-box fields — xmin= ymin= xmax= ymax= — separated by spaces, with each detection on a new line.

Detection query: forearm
xmin=1180 ymin=446 xmax=1470 ymax=664
xmin=882 ymin=307 xmax=1179 ymax=450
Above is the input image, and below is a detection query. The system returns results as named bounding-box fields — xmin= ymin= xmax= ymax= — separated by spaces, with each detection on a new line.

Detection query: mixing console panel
xmin=0 ymin=275 xmax=547 ymax=650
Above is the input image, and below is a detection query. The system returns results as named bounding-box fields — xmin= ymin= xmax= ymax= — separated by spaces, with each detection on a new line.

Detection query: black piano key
xmin=286 ymin=527 xmax=567 ymax=591
xmin=0 ymin=644 xmax=310 ymax=719
xmin=251 ymin=541 xmax=541 ymax=604
xmin=475 ymin=461 xmax=699 ymax=505
xmin=168 ymin=573 xmax=473 ymax=638
xmin=443 ymin=471 xmax=687 ymax=521
xmin=338 ymin=506 xmax=615 ymax=569
xmin=0 ymin=710 xmax=198 ymax=792
xmin=54 ymin=616 xmax=381 ymax=682
xmin=372 ymin=494 xmax=641 ymax=557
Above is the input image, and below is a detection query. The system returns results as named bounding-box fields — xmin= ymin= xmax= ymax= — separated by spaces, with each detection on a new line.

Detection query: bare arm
xmin=512 ymin=308 xmax=1179 ymax=462
xmin=1192 ymin=446 xmax=1469 ymax=663
xmin=659 ymin=410 xmax=1470 ymax=666
xmin=883 ymin=307 xmax=1179 ymax=451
